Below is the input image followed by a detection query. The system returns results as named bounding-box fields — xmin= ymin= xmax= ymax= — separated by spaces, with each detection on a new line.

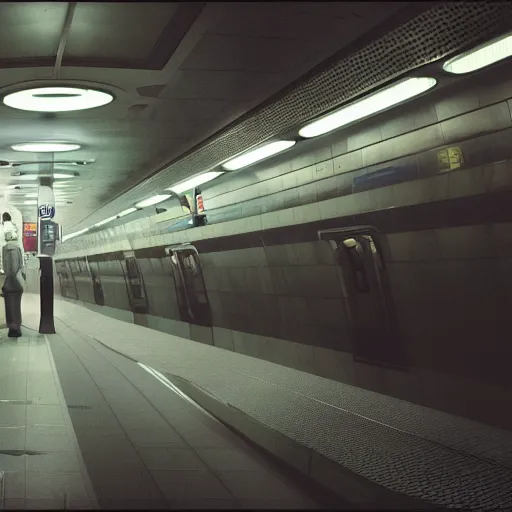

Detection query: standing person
xmin=2 ymin=230 xmax=25 ymax=337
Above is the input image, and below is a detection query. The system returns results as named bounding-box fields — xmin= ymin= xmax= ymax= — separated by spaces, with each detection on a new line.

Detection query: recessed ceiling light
xmin=117 ymin=207 xmax=137 ymax=218
xmin=222 ymin=141 xmax=296 ymax=171
xmin=298 ymin=77 xmax=437 ymax=138
xmin=168 ymin=172 xmax=224 ymax=195
xmin=11 ymin=142 xmax=81 ymax=152
xmin=443 ymin=33 xmax=512 ymax=74
xmin=135 ymin=194 xmax=171 ymax=208
xmin=3 ymin=87 xmax=114 ymax=112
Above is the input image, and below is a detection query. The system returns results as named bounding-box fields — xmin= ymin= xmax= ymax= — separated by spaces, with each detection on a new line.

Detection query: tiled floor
xmin=46 ymin=324 xmax=332 ymax=510
xmin=0 ymin=328 xmax=95 ymax=510
xmin=1 ymin=299 xmax=340 ymax=510
xmin=25 ymin=293 xmax=512 ymax=511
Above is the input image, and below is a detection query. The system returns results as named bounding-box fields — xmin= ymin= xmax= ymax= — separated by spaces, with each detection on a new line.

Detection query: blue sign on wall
xmin=38 ymin=204 xmax=55 ymax=220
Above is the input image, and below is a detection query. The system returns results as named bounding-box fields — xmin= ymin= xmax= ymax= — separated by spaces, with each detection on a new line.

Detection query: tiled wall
xmin=200 ymin=241 xmax=352 ymax=351
xmin=57 ymin=66 xmax=512 ymax=256
xmin=383 ymin=223 xmax=512 ymax=389
xmin=200 ymin=70 xmax=512 ymax=224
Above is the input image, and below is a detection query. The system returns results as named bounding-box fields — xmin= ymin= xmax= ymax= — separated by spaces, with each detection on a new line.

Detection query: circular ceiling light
xmin=3 ymin=87 xmax=114 ymax=112
xmin=11 ymin=142 xmax=81 ymax=152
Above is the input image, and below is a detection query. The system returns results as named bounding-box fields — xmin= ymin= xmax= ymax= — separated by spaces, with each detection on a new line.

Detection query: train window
xmin=166 ymin=245 xmax=211 ymax=327
xmin=57 ymin=260 xmax=78 ymax=300
xmin=121 ymin=254 xmax=148 ymax=314
xmin=180 ymin=251 xmax=208 ymax=305
xmin=319 ymin=227 xmax=403 ymax=369
xmin=342 ymin=238 xmax=370 ymax=293
xmin=125 ymin=258 xmax=140 ymax=280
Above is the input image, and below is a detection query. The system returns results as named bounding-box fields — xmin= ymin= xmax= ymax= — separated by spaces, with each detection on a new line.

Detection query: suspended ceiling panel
xmin=0 ymin=3 xmax=67 ymax=61
xmin=63 ymin=3 xmax=179 ymax=64
xmin=0 ymin=1 xmax=432 ymax=225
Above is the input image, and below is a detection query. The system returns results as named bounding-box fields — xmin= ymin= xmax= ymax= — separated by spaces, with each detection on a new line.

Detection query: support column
xmin=38 ymin=176 xmax=56 ymax=334
xmin=39 ymin=255 xmax=55 ymax=334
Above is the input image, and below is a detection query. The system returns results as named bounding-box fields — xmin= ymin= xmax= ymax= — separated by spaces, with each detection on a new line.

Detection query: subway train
xmin=54 ymin=69 xmax=512 ymax=432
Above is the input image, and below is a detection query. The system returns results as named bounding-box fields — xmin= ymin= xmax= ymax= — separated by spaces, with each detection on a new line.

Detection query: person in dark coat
xmin=2 ymin=229 xmax=24 ymax=337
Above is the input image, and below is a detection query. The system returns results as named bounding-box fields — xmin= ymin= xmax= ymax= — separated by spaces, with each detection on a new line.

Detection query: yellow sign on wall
xmin=437 ymin=146 xmax=465 ymax=172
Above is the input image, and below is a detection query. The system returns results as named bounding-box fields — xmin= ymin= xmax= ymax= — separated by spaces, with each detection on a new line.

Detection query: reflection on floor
xmin=0 ymin=323 xmax=344 ymax=510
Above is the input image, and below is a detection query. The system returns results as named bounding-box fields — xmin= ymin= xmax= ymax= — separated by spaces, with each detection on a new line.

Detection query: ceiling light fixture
xmin=299 ymin=77 xmax=437 ymax=139
xmin=3 ymin=87 xmax=114 ymax=112
xmin=62 ymin=227 xmax=89 ymax=242
xmin=135 ymin=194 xmax=171 ymax=208
xmin=53 ymin=173 xmax=76 ymax=179
xmin=222 ymin=141 xmax=296 ymax=171
xmin=12 ymin=173 xmax=76 ymax=180
xmin=23 ymin=200 xmax=37 ymax=205
xmin=14 ymin=175 xmax=38 ymax=181
xmin=94 ymin=215 xmax=118 ymax=227
xmin=443 ymin=32 xmax=512 ymax=74
xmin=117 ymin=207 xmax=137 ymax=218
xmin=11 ymin=142 xmax=81 ymax=153
xmin=168 ymin=172 xmax=224 ymax=195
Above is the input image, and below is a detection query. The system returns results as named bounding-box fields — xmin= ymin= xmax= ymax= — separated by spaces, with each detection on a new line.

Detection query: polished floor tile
xmin=151 ymin=470 xmax=233 ymax=501
xmin=137 ymin=447 xmax=208 ymax=471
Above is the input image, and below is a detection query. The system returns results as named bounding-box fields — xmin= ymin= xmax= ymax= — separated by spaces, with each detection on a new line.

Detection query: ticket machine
xmin=40 ymin=219 xmax=60 ymax=256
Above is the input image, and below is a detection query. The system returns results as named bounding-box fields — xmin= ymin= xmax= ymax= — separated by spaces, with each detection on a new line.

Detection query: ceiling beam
xmin=54 ymin=2 xmax=77 ymax=79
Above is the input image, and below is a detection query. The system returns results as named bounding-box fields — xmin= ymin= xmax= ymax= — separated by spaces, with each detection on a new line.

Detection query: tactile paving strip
xmin=66 ymin=2 xmax=512 ymax=232
xmin=42 ymin=296 xmax=512 ymax=511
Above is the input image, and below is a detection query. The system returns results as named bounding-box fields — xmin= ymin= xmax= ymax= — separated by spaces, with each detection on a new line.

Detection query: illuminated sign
xmin=38 ymin=204 xmax=55 ymax=219
xmin=23 ymin=222 xmax=37 ymax=252
xmin=23 ymin=222 xmax=37 ymax=236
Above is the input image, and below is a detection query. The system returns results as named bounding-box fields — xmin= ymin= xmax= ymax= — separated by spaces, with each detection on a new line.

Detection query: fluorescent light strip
xmin=443 ymin=33 xmax=512 ymax=74
xmin=62 ymin=227 xmax=88 ymax=242
xmin=14 ymin=174 xmax=76 ymax=181
xmin=222 ymin=140 xmax=296 ymax=171
xmin=299 ymin=77 xmax=437 ymax=139
xmin=168 ymin=171 xmax=224 ymax=195
xmin=117 ymin=207 xmax=137 ymax=218
xmin=94 ymin=215 xmax=118 ymax=227
xmin=135 ymin=194 xmax=171 ymax=208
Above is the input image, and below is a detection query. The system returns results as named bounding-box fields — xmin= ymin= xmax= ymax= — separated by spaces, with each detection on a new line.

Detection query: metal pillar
xmin=38 ymin=174 xmax=56 ymax=334
xmin=39 ymin=256 xmax=55 ymax=334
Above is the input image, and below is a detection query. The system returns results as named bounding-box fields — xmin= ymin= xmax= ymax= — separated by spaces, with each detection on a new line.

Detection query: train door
xmin=88 ymin=259 xmax=105 ymax=306
xmin=319 ymin=226 xmax=403 ymax=368
xmin=120 ymin=251 xmax=148 ymax=314
xmin=56 ymin=260 xmax=78 ymax=300
xmin=165 ymin=244 xmax=211 ymax=326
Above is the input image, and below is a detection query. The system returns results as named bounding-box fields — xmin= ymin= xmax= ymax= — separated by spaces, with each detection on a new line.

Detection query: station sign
xmin=38 ymin=204 xmax=55 ymax=219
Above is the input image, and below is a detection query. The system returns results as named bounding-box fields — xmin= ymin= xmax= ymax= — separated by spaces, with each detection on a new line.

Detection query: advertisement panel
xmin=23 ymin=222 xmax=37 ymax=252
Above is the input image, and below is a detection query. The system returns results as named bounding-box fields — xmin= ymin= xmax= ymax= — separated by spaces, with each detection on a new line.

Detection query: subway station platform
xmin=1 ymin=294 xmax=511 ymax=510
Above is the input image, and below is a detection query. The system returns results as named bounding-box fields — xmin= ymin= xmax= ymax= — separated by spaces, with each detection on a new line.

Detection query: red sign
xmin=196 ymin=194 xmax=204 ymax=214
xmin=23 ymin=222 xmax=37 ymax=252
